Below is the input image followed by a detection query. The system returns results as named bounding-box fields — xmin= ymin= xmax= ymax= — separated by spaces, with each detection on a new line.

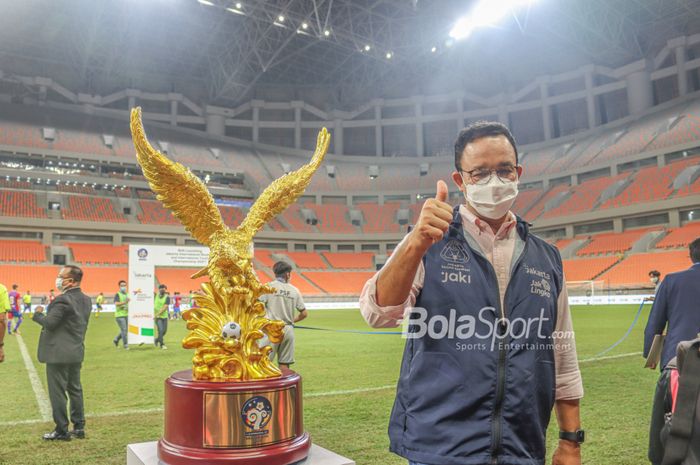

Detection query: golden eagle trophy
xmin=130 ymin=107 xmax=329 ymax=465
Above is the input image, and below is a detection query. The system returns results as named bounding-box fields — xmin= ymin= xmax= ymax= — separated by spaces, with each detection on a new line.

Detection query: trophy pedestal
xmin=158 ymin=369 xmax=310 ymax=465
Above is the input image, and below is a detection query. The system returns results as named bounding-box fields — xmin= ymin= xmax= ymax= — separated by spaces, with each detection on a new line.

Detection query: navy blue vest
xmin=389 ymin=206 xmax=563 ymax=465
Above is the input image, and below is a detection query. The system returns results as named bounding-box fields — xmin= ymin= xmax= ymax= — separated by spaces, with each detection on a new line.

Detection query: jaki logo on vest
xmin=441 ymin=271 xmax=471 ymax=284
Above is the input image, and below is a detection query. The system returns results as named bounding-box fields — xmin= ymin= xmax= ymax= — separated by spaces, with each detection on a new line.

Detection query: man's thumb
xmin=435 ymin=180 xmax=448 ymax=202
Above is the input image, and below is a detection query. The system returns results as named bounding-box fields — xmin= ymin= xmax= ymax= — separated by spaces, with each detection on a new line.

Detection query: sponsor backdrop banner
xmin=128 ymin=245 xmax=209 ymax=344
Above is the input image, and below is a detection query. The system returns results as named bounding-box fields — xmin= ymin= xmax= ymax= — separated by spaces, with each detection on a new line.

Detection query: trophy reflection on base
xmin=130 ymin=107 xmax=330 ymax=465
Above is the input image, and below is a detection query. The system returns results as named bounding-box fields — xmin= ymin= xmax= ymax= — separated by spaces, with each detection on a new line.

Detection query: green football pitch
xmin=0 ymin=304 xmax=660 ymax=465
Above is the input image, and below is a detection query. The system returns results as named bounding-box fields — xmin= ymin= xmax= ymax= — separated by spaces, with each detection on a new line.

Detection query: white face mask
xmin=463 ymin=176 xmax=519 ymax=220
xmin=55 ymin=277 xmax=64 ymax=292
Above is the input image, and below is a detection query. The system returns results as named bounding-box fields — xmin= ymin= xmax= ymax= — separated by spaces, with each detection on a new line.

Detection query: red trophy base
xmin=158 ymin=369 xmax=310 ymax=465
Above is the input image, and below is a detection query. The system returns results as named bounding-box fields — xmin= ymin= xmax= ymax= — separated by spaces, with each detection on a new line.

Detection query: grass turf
xmin=0 ymin=304 xmax=660 ymax=465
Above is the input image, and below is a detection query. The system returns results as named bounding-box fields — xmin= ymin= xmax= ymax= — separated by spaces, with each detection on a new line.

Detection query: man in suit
xmin=32 ymin=265 xmax=92 ymax=441
xmin=644 ymin=237 xmax=700 ymax=464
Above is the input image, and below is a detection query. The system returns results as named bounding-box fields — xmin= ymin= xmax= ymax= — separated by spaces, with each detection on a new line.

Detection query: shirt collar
xmin=458 ymin=204 xmax=516 ymax=238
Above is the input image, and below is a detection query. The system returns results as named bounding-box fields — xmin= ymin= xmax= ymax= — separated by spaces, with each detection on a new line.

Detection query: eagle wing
xmin=130 ymin=107 xmax=226 ymax=246
xmin=238 ymin=127 xmax=330 ymax=240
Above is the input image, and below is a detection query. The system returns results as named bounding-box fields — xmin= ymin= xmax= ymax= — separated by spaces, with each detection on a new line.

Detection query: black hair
xmin=690 ymin=237 xmax=700 ymax=264
xmin=159 ymin=284 xmax=167 ymax=290
xmin=64 ymin=265 xmax=83 ymax=283
xmin=273 ymin=261 xmax=293 ymax=277
xmin=454 ymin=120 xmax=518 ymax=171
xmin=12 ymin=284 xmax=17 ymax=289
xmin=648 ymin=270 xmax=661 ymax=277
xmin=118 ymin=280 xmax=127 ymax=286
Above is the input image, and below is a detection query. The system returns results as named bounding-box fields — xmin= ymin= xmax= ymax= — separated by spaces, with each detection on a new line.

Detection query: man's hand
xmin=34 ymin=306 xmax=45 ymax=314
xmin=552 ymin=440 xmax=581 ymax=465
xmin=407 ymin=180 xmax=453 ymax=253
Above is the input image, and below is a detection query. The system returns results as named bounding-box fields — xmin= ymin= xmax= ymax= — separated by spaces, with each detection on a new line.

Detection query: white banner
xmin=128 ymin=245 xmax=209 ymax=344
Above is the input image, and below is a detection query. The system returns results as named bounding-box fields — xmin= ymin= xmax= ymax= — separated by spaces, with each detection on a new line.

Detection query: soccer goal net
xmin=566 ymin=280 xmax=606 ymax=298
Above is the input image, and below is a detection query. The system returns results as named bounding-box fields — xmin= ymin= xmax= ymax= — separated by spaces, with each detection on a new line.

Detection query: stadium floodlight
xmin=226 ymin=7 xmax=244 ymax=15
xmin=235 ymin=2 xmax=241 ymax=7
xmin=197 ymin=0 xmax=214 ymax=6
xmin=386 ymin=52 xmax=393 ymax=59
xmin=449 ymin=0 xmax=537 ymax=40
xmin=277 ymin=15 xmax=285 ymax=22
xmin=364 ymin=44 xmax=371 ymax=51
xmin=431 ymin=46 xmax=437 ymax=53
xmin=301 ymin=22 xmax=308 ymax=30
xmin=323 ymin=29 xmax=330 ymax=37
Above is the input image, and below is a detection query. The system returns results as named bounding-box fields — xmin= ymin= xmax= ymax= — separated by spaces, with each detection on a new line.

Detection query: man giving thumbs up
xmin=359 ymin=121 xmax=583 ymax=465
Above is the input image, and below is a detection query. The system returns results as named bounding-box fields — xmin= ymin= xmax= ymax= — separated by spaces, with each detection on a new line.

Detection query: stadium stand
xmin=61 ymin=196 xmax=127 ymax=223
xmin=69 ymin=243 xmax=128 ymax=265
xmin=655 ymin=221 xmax=700 ymax=249
xmin=322 ymin=252 xmax=374 ymax=269
xmin=562 ymin=256 xmax=620 ymax=281
xmin=0 ymin=190 xmax=47 ymax=218
xmin=645 ymin=99 xmax=700 ymax=151
xmin=523 ymin=184 xmax=569 ymax=222
xmin=598 ymin=250 xmax=693 ymax=286
xmin=576 ymin=228 xmax=659 ymax=256
xmin=219 ymin=205 xmax=245 ymax=229
xmin=0 ymin=179 xmax=33 ymax=189
xmin=600 ymin=157 xmax=699 ymax=209
xmin=553 ymin=238 xmax=576 ymax=251
xmin=357 ymin=202 xmax=401 ymax=233
xmin=279 ymin=251 xmax=328 ymax=269
xmin=254 ymin=249 xmax=277 ymax=268
xmin=278 ymin=204 xmax=315 ymax=233
xmin=138 ymin=200 xmax=180 ymax=225
xmin=304 ymin=202 xmax=355 ymax=234
xmin=511 ymin=188 xmax=542 ymax=218
xmin=0 ymin=265 xmax=127 ymax=295
xmin=543 ymin=174 xmax=626 ymax=219
xmin=302 ymin=271 xmax=374 ymax=295
xmin=154 ymin=268 xmax=208 ymax=293
xmin=0 ymin=240 xmax=47 ymax=263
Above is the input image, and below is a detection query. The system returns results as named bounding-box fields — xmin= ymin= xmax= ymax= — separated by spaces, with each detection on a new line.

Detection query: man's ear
xmin=516 ymin=165 xmax=523 ymax=179
xmin=451 ymin=171 xmax=465 ymax=191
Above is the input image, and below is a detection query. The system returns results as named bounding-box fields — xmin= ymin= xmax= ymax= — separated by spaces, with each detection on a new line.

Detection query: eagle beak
xmin=191 ymin=267 xmax=208 ymax=279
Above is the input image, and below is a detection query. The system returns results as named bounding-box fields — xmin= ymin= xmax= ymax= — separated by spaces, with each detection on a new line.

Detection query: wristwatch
xmin=559 ymin=429 xmax=585 ymax=444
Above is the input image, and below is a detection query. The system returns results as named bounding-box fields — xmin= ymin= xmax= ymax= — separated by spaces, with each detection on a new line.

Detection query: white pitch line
xmin=579 ymin=351 xmax=641 ymax=363
xmin=0 ymin=352 xmax=642 ymax=428
xmin=15 ymin=334 xmax=52 ymax=421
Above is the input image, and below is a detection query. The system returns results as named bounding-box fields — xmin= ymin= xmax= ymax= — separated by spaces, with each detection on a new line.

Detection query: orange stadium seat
xmin=281 ymin=252 xmax=328 ymax=269
xmin=61 ymin=196 xmax=127 ymax=223
xmin=254 ymin=249 xmax=277 ymax=268
xmin=357 ymin=202 xmax=401 ymax=233
xmin=302 ymin=271 xmax=375 ymax=295
xmin=512 ymin=188 xmax=542 ymax=218
xmin=218 ymin=205 xmax=245 ymax=229
xmin=553 ymin=238 xmax=576 ymax=251
xmin=598 ymin=251 xmax=693 ymax=287
xmin=543 ymin=174 xmax=625 ymax=219
xmin=138 ymin=200 xmax=180 ymax=225
xmin=0 ymin=122 xmax=50 ymax=149
xmin=576 ymin=228 xmax=658 ymax=256
xmin=0 ymin=191 xmax=47 ymax=218
xmin=524 ymin=184 xmax=569 ymax=222
xmin=278 ymin=204 xmax=314 ymax=233
xmin=69 ymin=243 xmax=128 ymax=265
xmin=600 ymin=157 xmax=698 ymax=209
xmin=646 ymin=100 xmax=700 ymax=151
xmin=0 ymin=265 xmax=127 ymax=295
xmin=655 ymin=222 xmax=700 ymax=249
xmin=562 ymin=256 xmax=620 ymax=281
xmin=154 ymin=268 xmax=208 ymax=293
xmin=304 ymin=203 xmax=355 ymax=234
xmin=52 ymin=129 xmax=113 ymax=156
xmin=0 ymin=240 xmax=47 ymax=263
xmin=322 ymin=252 xmax=373 ymax=269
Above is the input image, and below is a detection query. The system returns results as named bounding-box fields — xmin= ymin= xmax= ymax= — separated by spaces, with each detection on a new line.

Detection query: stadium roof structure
xmin=1 ymin=0 xmax=700 ymax=107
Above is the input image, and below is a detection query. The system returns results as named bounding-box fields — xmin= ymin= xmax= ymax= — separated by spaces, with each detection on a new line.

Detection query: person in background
xmin=8 ymin=284 xmax=21 ymax=335
xmin=644 ymin=238 xmax=700 ymax=465
xmin=154 ymin=284 xmax=170 ymax=350
xmin=172 ymin=291 xmax=182 ymax=320
xmin=32 ymin=265 xmax=92 ymax=441
xmin=0 ymin=282 xmax=10 ymax=362
xmin=22 ymin=290 xmax=32 ymax=314
xmin=188 ymin=290 xmax=197 ymax=309
xmin=259 ymin=261 xmax=308 ymax=369
xmin=49 ymin=289 xmax=56 ymax=304
xmin=645 ymin=270 xmax=662 ymax=302
xmin=94 ymin=292 xmax=104 ymax=318
xmin=113 ymin=280 xmax=130 ymax=350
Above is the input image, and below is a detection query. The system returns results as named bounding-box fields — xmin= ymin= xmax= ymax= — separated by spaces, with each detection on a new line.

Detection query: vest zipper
xmin=489 ymin=237 xmax=530 ymax=465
